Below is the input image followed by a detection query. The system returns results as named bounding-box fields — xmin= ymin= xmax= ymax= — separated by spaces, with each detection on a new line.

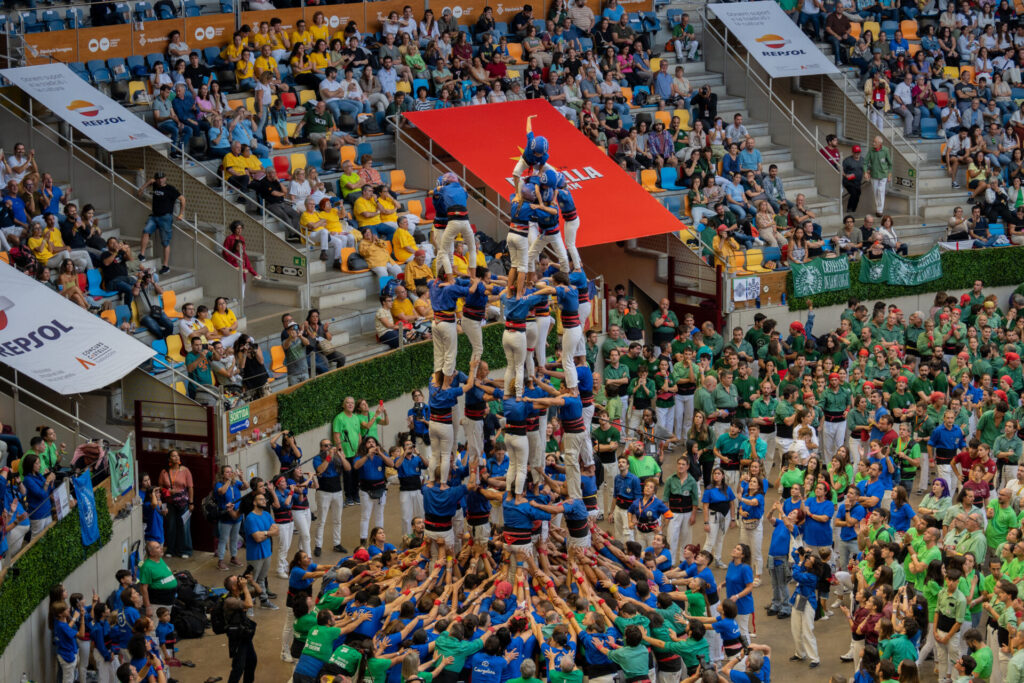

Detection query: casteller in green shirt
xmin=332 ymin=409 xmax=363 ymax=458
xmin=628 ymin=454 xmax=661 ymax=479
xmin=549 ymin=668 xmax=584 ymax=683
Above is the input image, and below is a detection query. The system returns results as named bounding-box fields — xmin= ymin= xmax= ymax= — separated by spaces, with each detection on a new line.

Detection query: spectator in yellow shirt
xmin=392 ymin=284 xmax=432 ymax=337
xmin=222 ymin=141 xmax=257 ymax=193
xmin=376 ymin=187 xmax=399 ymax=239
xmin=309 ymin=11 xmax=330 ymax=43
xmin=391 ymin=216 xmax=418 ymax=264
xmin=359 ymin=228 xmax=402 ymax=280
xmin=235 ymin=48 xmax=256 ymax=90
xmin=221 ymin=32 xmax=247 ymax=64
xmin=404 ymin=249 xmax=433 ymax=291
xmin=353 ymin=185 xmax=383 ymax=229
xmin=291 ymin=20 xmax=313 ymax=50
xmin=317 ymin=198 xmax=357 ymax=249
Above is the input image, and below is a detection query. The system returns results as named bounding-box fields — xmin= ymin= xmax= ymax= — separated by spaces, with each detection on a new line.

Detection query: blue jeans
xmin=141 ymin=310 xmax=175 ymax=339
xmin=798 ymin=11 xmax=823 ymax=39
xmin=732 ymin=231 xmax=756 ymax=248
xmin=726 ymin=201 xmax=748 ymax=220
xmin=107 ymin=275 xmax=136 ymax=304
xmin=327 ymin=98 xmax=367 ymax=122
xmin=975 ymin=235 xmax=1004 ymax=248
xmin=157 ymin=120 xmax=193 ymax=148
xmin=217 ymin=520 xmax=242 ymax=560
xmin=143 ymin=213 xmax=174 ymax=246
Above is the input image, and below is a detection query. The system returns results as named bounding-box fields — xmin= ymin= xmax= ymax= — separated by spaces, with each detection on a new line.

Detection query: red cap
xmin=1008 ymin=352 xmax=1021 ymax=361
xmin=897 ymin=375 xmax=909 ymax=383
xmin=790 ymin=321 xmax=804 ymax=331
xmin=353 ymin=547 xmax=370 ymax=562
xmin=930 ymin=391 xmax=946 ymax=403
xmin=863 ymin=382 xmax=874 ymax=391
xmin=495 ymin=580 xmax=513 ymax=599
xmin=852 ymin=145 xmax=861 ymax=153
xmin=1001 ymin=375 xmax=1013 ymax=385
xmin=716 ymin=224 xmax=727 ymax=233
xmin=802 ymin=391 xmax=815 ymax=399
xmin=829 ymin=372 xmax=841 ymax=380
xmin=960 ymin=294 xmax=971 ymax=305
xmin=995 ymin=389 xmax=1009 ymax=402
xmin=940 ymin=313 xmax=950 ymax=320
xmin=858 ymin=348 xmax=870 ymax=357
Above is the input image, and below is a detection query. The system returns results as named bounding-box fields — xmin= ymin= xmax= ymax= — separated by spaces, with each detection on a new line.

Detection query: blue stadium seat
xmin=640 ymin=12 xmax=659 ymax=32
xmin=87 ymin=59 xmax=112 ymax=84
xmin=69 ymin=62 xmax=91 ymax=83
xmin=40 ymin=9 xmax=62 ymax=31
xmin=134 ymin=1 xmax=153 ymax=22
xmin=880 ymin=20 xmax=899 ymax=36
xmin=203 ymin=46 xmax=223 ymax=66
xmin=65 ymin=7 xmax=83 ymax=28
xmin=627 ymin=13 xmax=643 ymax=32
xmin=920 ymin=117 xmax=939 ymax=139
xmin=762 ymin=246 xmax=783 ymax=263
xmin=666 ymin=9 xmax=683 ymax=25
xmin=145 ymin=52 xmax=165 ymax=71
xmin=579 ymin=36 xmax=593 ymax=51
xmin=494 ymin=22 xmax=508 ymax=37
xmin=150 ymin=339 xmax=183 ymax=370
xmin=380 ymin=170 xmax=391 ymax=187
xmin=107 ymin=58 xmax=131 ymax=82
xmin=532 ymin=19 xmax=545 ymax=32
xmin=86 ymin=269 xmax=117 ymax=298
xmin=114 ymin=3 xmax=131 ymax=23
xmin=127 ymin=55 xmax=147 ymax=78
xmin=156 ymin=4 xmax=174 ymax=19
xmin=412 ymin=78 xmax=429 ymax=95
xmin=219 ymin=1 xmax=232 ymax=13
xmin=306 ymin=149 xmax=323 ymax=171
xmin=20 ymin=11 xmax=43 ymax=33
xmin=664 ymin=195 xmax=681 ymax=215
xmin=356 ymin=141 xmax=372 ymax=159
xmin=660 ymin=166 xmax=683 ymax=190
xmin=990 ymin=224 xmax=1005 ymax=236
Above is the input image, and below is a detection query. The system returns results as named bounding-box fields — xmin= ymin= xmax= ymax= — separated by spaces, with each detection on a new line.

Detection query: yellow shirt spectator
xmin=414 ymin=297 xmax=434 ymax=321
xmin=211 ymin=309 xmax=238 ymax=334
xmin=28 ymin=235 xmax=53 ymax=262
xmin=251 ymin=32 xmax=271 ymax=49
xmin=358 ymin=237 xmax=391 ymax=269
xmin=405 ymin=260 xmax=433 ymax=288
xmin=391 ymin=297 xmax=416 ymax=321
xmin=392 ymin=227 xmax=417 ymax=262
xmin=308 ymin=51 xmax=329 ymax=71
xmin=46 ymin=228 xmax=68 ymax=251
xmin=291 ymin=29 xmax=313 ymax=47
xmin=254 ymin=55 xmax=278 ymax=77
xmin=235 ymin=59 xmax=255 ymax=81
xmin=378 ymin=196 xmax=398 ymax=223
xmin=353 ymin=196 xmax=382 ymax=228
xmin=318 ymin=208 xmax=345 ymax=234
xmin=300 ymin=210 xmax=326 ymax=244
xmin=243 ymin=154 xmax=262 ymax=174
xmin=309 ymin=24 xmax=329 ymax=43
xmin=453 ymin=252 xmax=469 ymax=276
xmin=221 ymin=41 xmax=246 ymax=63
xmin=223 ymin=152 xmax=247 ymax=179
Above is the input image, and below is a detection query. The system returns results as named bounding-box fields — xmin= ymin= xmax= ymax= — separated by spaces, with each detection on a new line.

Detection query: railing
xmin=800 ymin=71 xmax=924 ymax=215
xmin=0 ymin=88 xmax=247 ymax=305
xmin=701 ymin=5 xmax=843 ymax=218
xmin=114 ymin=145 xmax=312 ymax=304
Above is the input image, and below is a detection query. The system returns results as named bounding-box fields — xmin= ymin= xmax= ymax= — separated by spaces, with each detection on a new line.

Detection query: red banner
xmin=405 ymin=100 xmax=678 ymax=248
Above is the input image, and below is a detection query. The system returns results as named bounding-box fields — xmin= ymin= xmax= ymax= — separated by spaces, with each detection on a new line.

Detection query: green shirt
xmin=993 ymin=434 xmax=1023 ymax=464
xmin=620 ymin=353 xmax=643 ymax=377
xmin=549 ymin=670 xmax=584 ymax=683
xmin=293 ymin=611 xmax=318 ymax=642
xmin=987 ymin=501 xmax=1018 ymax=550
xmin=663 ymin=473 xmax=700 ymax=509
xmin=621 ymin=312 xmax=644 ymax=336
xmin=604 ymin=364 xmax=631 ymax=396
xmin=303 ymin=625 xmax=343 ymax=663
xmin=976 ymin=410 xmax=1006 ymax=447
xmin=365 ymin=657 xmax=393 ymax=683
xmin=936 ymin=587 xmax=968 ymax=624
xmin=908 ymin=544 xmax=941 ymax=591
xmin=650 ymin=309 xmax=678 ymax=335
xmin=602 ymin=338 xmax=629 ymax=361
xmin=694 ymin=387 xmax=716 ymax=419
xmin=712 ymin=383 xmax=739 ymax=412
xmin=822 ymin=386 xmax=852 ymax=413
xmin=879 ymin=633 xmax=917 ymax=667
xmin=773 ymin=399 xmax=795 ymax=428
xmin=435 ymin=632 xmax=484 ymax=671
xmin=629 ymin=454 xmax=661 ymax=479
xmin=332 ymin=411 xmax=364 ymax=458
xmin=138 ymin=558 xmax=178 ymax=591
xmin=607 ymin=644 xmax=651 ymax=677
xmin=328 ymin=644 xmax=363 ymax=673
xmin=972 ymin=646 xmax=993 ymax=679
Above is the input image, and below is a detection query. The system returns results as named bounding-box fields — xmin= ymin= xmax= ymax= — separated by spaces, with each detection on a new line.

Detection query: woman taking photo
xmin=158 ymin=450 xmax=193 ymax=558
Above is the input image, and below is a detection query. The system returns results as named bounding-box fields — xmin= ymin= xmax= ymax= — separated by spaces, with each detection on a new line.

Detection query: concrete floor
xmin=165 ymin=497 xmax=945 ymax=683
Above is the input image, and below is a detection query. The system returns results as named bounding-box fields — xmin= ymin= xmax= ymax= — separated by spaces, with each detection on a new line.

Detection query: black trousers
xmin=843 ymin=177 xmax=862 ymax=212
xmin=228 ymin=637 xmax=257 ymax=683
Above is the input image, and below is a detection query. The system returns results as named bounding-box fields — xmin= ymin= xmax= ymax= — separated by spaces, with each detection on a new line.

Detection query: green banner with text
xmin=791 ymin=255 xmax=851 ymax=298
xmin=859 ymin=245 xmax=942 ymax=286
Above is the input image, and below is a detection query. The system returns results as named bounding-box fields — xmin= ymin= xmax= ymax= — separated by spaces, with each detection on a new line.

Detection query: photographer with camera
xmin=233 ymin=336 xmax=268 ymax=400
xmin=210 ymin=340 xmax=243 ymax=395
xmin=719 ymin=642 xmax=772 ymax=683
xmin=99 ymin=237 xmax=138 ymax=305
xmin=130 ymin=268 xmax=175 ymax=339
xmin=282 ymin=320 xmax=311 ymax=386
xmin=223 ymin=573 xmax=258 ymax=683
xmin=214 ymin=465 xmax=248 ymax=571
xmin=185 ymin=337 xmax=219 ymax=406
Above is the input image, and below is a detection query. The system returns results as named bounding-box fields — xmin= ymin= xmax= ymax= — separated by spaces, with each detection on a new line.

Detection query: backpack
xmin=202 ymin=492 xmax=221 ymax=525
xmin=632 ymin=90 xmax=648 ymax=107
xmin=359 ymin=113 xmax=381 ymax=136
xmin=209 ymin=595 xmax=228 ymax=635
xmin=174 ymin=570 xmax=199 ymax=607
xmin=170 ymin=601 xmax=208 ymax=639
xmin=347 ymin=251 xmax=368 ymax=271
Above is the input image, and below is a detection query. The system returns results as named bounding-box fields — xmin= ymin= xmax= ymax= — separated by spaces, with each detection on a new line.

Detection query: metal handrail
xmin=0 ymin=372 xmax=125 ymax=446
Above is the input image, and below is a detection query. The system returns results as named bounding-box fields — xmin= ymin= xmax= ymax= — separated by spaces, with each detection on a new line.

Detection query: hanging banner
xmin=708 ymin=1 xmax=839 ymax=78
xmin=72 ymin=470 xmax=101 ymax=546
xmin=859 ymin=245 xmax=943 ymax=286
xmin=22 ymin=31 xmax=79 ymax=66
xmin=0 ymin=261 xmax=155 ymax=393
xmin=0 ymin=64 xmax=168 ymax=152
xmin=885 ymin=245 xmax=943 ymax=286
xmin=108 ymin=441 xmax=136 ymax=499
xmin=791 ymin=255 xmax=850 ymax=298
xmin=185 ymin=14 xmax=236 ymax=52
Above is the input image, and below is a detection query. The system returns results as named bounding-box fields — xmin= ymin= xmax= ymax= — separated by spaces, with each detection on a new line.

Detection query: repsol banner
xmin=1 ymin=64 xmax=167 ymax=152
xmin=0 ymin=262 xmax=154 ymax=394
xmin=708 ymin=1 xmax=839 ymax=78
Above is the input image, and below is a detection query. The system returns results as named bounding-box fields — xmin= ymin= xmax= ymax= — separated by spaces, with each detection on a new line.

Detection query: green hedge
xmin=786 ymin=247 xmax=1024 ymax=310
xmin=0 ymin=488 xmax=113 ymax=657
xmin=279 ymin=322 xmax=512 ymax=435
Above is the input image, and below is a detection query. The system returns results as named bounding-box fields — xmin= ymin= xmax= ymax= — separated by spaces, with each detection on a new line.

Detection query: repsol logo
xmin=0 ymin=320 xmax=75 ymax=357
xmin=82 ymin=117 xmax=127 ymax=126
xmin=760 ymin=49 xmax=806 ymax=56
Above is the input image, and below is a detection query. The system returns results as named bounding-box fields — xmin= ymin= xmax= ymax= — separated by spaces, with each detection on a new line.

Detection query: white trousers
xmin=525 ymin=319 xmax=539 ymax=380
xmin=600 ymin=460 xmax=618 ymax=514
xmin=313 ymin=229 xmax=352 ymax=262
xmin=665 ymin=509 xmax=693 ymax=564
xmin=463 ymin=316 xmax=484 ymax=362
xmin=822 ymin=419 xmax=846 ymax=460
xmin=507 ymin=231 xmax=530 ymax=271
xmin=314 ymin=489 xmax=344 ymax=548
xmin=656 ymin=405 xmax=674 ymax=433
xmin=704 ymin=510 xmax=730 ymax=560
xmin=432 ymin=319 xmax=458 ymax=375
xmin=506 ymin=433 xmax=530 ymax=494
xmin=293 ymin=508 xmax=312 ymax=556
xmin=738 ymin=518 xmax=764 ymax=575
xmin=936 ymin=628 xmax=963 ymax=682
xmin=463 ymin=417 xmax=485 ymax=465
xmin=563 ymin=217 xmax=582 ymax=270
xmin=358 ymin=490 xmax=386 ymax=539
xmin=527 ymin=230 xmax=570 ymax=272
xmin=428 ymin=421 xmax=455 ymax=483
xmin=59 ymin=654 xmax=78 ymax=683
xmin=613 ymin=506 xmax=634 ymax=541
xmin=673 ymin=394 xmax=694 ymax=440
xmin=503 ymin=329 xmax=527 ymax=398
xmin=871 ymin=177 xmax=888 ymax=213
xmin=436 ymin=219 xmax=476 ymax=276
xmin=580 ymin=404 xmax=595 ymax=466
xmin=561 ymin=325 xmax=583 ymax=388
xmin=791 ymin=599 xmax=819 ymax=663
xmin=563 ymin=431 xmax=587 ymax=499
xmin=400 ymin=490 xmax=424 ymax=534
xmin=535 ymin=315 xmax=552 ymax=370
xmin=276 ymin=520 xmax=295 ymax=575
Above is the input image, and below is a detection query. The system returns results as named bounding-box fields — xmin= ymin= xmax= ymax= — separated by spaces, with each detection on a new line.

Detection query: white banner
xmin=0 ymin=63 xmax=168 ymax=152
xmin=0 ymin=262 xmax=154 ymax=394
xmin=708 ymin=1 xmax=840 ymax=79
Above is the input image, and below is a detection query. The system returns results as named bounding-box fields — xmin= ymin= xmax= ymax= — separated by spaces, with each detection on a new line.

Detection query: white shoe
xmin=276 ymin=571 xmax=289 ymax=580
xmin=281 ymin=654 xmax=295 ymax=663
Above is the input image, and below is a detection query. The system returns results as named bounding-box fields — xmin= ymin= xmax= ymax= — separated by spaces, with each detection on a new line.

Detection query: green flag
xmin=884 ymin=245 xmax=942 ymax=286
xmin=859 ymin=255 xmax=889 ymax=284
xmin=791 ymin=256 xmax=850 ymax=297
xmin=107 ymin=440 xmax=135 ymax=498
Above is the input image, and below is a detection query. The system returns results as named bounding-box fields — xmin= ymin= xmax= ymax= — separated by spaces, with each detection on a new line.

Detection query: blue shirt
xmin=890 ymin=501 xmax=916 ymax=532
xmin=273 ymin=443 xmax=302 ymax=470
xmin=614 ymin=472 xmax=641 ymax=504
xmin=629 ymin=496 xmax=669 ymax=525
xmin=804 ymin=498 xmax=834 ymax=546
xmin=368 ymin=542 xmax=397 ymax=557
xmin=867 ymin=454 xmax=894 ymax=489
xmin=214 ymin=480 xmax=243 ymax=512
xmin=428 ymin=382 xmax=464 ymax=413
xmin=739 ymin=492 xmax=764 ymax=521
xmin=502 ymin=495 xmax=550 ymax=530
xmin=501 ymin=293 xmax=547 ymax=322
xmin=289 ymin=562 xmax=319 ymax=591
xmin=503 ymin=397 xmax=532 ymax=426
xmin=470 ymin=652 xmax=508 ymax=683
xmin=312 ymin=452 xmax=341 ymax=480
xmin=345 ymin=602 xmax=385 ymax=638
xmin=430 ymin=279 xmax=471 ymax=314
xmin=857 ymin=478 xmax=886 ymax=511
xmin=357 ymin=453 xmax=386 ymax=484
xmin=422 ymin=483 xmax=468 ymax=518
xmin=929 ymin=424 xmax=966 ymax=451
xmin=837 ymin=502 xmax=866 ymax=542
xmin=555 ymin=187 xmax=577 ymax=215
xmin=725 ymin=561 xmax=755 ymax=614
xmin=23 ymin=473 xmax=52 ymax=520
xmin=554 ymin=284 xmax=579 ymax=315
xmin=768 ymin=517 xmax=798 ymax=559
xmin=41 ymin=186 xmax=63 ymax=215
xmin=738 ymin=148 xmax=762 ymax=171
xmin=142 ymin=495 xmax=165 ymax=544
xmin=790 ymin=563 xmax=819 ymax=609
xmin=54 ymin=620 xmax=79 ymax=664
xmin=436 ymin=179 xmax=469 ymax=212
xmin=522 ymin=130 xmax=549 ymax=166
xmin=243 ymin=509 xmax=273 ymax=560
